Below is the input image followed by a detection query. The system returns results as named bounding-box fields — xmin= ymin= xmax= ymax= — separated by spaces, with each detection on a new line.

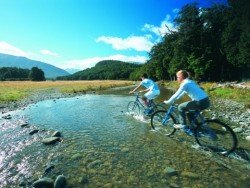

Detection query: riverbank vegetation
xmin=0 ymin=80 xmax=249 ymax=109
xmin=0 ymin=80 xmax=133 ymax=103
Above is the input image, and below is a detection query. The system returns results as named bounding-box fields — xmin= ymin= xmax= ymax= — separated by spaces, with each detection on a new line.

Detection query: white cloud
xmin=40 ymin=49 xmax=59 ymax=57
xmin=143 ymin=14 xmax=177 ymax=37
xmin=0 ymin=41 xmax=30 ymax=57
xmin=62 ymin=54 xmax=148 ymax=70
xmin=96 ymin=36 xmax=154 ymax=52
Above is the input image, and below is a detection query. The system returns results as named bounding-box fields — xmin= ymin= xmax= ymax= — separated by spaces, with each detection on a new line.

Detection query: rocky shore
xmin=210 ymin=98 xmax=250 ymax=141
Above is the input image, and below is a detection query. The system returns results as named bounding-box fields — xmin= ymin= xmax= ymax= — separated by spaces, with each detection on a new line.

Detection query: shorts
xmin=144 ymin=90 xmax=160 ymax=100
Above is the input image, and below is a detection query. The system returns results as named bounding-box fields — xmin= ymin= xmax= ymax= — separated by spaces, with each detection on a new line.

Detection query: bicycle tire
xmin=127 ymin=101 xmax=140 ymax=116
xmin=194 ymin=119 xmax=237 ymax=155
xmin=151 ymin=110 xmax=176 ymax=136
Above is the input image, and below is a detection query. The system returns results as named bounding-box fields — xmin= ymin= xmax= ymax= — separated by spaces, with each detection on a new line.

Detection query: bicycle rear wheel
xmin=151 ymin=110 xmax=176 ymax=136
xmin=195 ymin=119 xmax=237 ymax=155
xmin=127 ymin=101 xmax=140 ymax=116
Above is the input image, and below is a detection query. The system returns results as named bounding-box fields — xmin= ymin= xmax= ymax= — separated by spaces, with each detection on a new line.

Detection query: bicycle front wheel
xmin=151 ymin=110 xmax=176 ymax=136
xmin=127 ymin=101 xmax=140 ymax=116
xmin=195 ymin=119 xmax=237 ymax=155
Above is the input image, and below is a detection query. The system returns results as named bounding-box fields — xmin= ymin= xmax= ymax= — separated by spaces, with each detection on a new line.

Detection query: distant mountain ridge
xmin=57 ymin=60 xmax=141 ymax=80
xmin=0 ymin=53 xmax=69 ymax=78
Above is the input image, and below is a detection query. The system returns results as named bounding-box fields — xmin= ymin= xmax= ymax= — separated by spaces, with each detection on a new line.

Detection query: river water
xmin=0 ymin=89 xmax=249 ymax=187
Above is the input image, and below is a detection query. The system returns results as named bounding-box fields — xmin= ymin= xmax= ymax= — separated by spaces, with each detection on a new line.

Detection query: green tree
xmin=29 ymin=67 xmax=45 ymax=81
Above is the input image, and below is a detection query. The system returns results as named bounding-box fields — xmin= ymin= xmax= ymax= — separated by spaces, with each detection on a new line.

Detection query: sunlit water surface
xmin=0 ymin=94 xmax=249 ymax=187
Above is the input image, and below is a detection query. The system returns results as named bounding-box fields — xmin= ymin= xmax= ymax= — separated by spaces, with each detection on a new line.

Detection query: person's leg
xmin=144 ymin=90 xmax=160 ymax=106
xmin=143 ymin=90 xmax=160 ymax=115
xmin=142 ymin=96 xmax=150 ymax=107
xmin=178 ymin=101 xmax=191 ymax=125
xmin=178 ymin=98 xmax=210 ymax=126
xmin=198 ymin=97 xmax=210 ymax=110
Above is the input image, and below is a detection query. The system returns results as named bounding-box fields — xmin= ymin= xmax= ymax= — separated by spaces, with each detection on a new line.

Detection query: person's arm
xmin=140 ymin=88 xmax=150 ymax=93
xmin=129 ymin=84 xmax=141 ymax=94
xmin=164 ymin=86 xmax=185 ymax=104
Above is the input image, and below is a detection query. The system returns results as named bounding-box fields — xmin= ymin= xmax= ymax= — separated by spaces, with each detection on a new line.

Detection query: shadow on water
xmin=0 ymin=86 xmax=249 ymax=187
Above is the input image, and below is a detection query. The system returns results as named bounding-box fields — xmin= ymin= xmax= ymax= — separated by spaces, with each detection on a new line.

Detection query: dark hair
xmin=141 ymin=73 xmax=148 ymax=78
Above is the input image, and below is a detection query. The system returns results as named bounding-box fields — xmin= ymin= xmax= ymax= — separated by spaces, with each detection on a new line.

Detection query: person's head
xmin=176 ymin=70 xmax=189 ymax=82
xmin=141 ymin=73 xmax=148 ymax=80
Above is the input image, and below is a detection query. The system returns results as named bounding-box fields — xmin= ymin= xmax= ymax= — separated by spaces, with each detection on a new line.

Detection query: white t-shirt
xmin=140 ymin=78 xmax=159 ymax=92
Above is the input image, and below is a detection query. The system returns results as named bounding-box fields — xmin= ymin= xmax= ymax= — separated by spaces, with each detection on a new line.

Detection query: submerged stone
xmin=54 ymin=175 xmax=67 ymax=188
xmin=42 ymin=137 xmax=61 ymax=145
xmin=29 ymin=129 xmax=39 ymax=135
xmin=52 ymin=131 xmax=61 ymax=137
xmin=32 ymin=177 xmax=54 ymax=188
xmin=20 ymin=123 xmax=29 ymax=127
xmin=163 ymin=167 xmax=178 ymax=176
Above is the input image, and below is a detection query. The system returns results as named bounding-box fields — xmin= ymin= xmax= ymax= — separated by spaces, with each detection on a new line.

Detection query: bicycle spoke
xmin=127 ymin=101 xmax=140 ymax=116
xmin=151 ymin=110 xmax=176 ymax=136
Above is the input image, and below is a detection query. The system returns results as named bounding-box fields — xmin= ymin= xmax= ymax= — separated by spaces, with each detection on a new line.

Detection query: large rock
xmin=54 ymin=175 xmax=67 ymax=188
xmin=32 ymin=177 xmax=54 ymax=188
xmin=41 ymin=137 xmax=61 ymax=145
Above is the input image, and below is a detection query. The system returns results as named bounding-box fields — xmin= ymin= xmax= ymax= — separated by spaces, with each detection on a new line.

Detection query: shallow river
xmin=0 ymin=91 xmax=249 ymax=187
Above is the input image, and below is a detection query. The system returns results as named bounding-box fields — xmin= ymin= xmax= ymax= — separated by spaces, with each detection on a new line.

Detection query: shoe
xmin=183 ymin=128 xmax=194 ymax=136
xmin=173 ymin=124 xmax=186 ymax=129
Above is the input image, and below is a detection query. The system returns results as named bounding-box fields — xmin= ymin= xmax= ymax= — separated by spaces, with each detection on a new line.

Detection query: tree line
xmin=134 ymin=0 xmax=249 ymax=81
xmin=0 ymin=67 xmax=45 ymax=81
xmin=57 ymin=60 xmax=142 ymax=80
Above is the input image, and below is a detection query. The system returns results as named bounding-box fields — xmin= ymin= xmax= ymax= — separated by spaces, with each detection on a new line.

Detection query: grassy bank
xmin=162 ymin=81 xmax=250 ymax=108
xmin=1 ymin=80 xmax=249 ymax=108
xmin=0 ymin=80 xmax=133 ymax=103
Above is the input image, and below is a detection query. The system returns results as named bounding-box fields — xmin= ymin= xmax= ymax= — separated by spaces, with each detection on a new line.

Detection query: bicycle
xmin=150 ymin=102 xmax=238 ymax=155
xmin=127 ymin=92 xmax=165 ymax=117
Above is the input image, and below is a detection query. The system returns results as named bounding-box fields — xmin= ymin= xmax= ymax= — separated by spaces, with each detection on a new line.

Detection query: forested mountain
xmin=134 ymin=0 xmax=250 ymax=81
xmin=0 ymin=67 xmax=30 ymax=80
xmin=0 ymin=53 xmax=69 ymax=78
xmin=57 ymin=60 xmax=142 ymax=80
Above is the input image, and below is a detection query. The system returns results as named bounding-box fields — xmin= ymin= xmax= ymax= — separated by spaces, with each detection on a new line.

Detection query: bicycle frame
xmin=162 ymin=103 xmax=205 ymax=127
xmin=133 ymin=92 xmax=155 ymax=110
xmin=162 ymin=104 xmax=179 ymax=124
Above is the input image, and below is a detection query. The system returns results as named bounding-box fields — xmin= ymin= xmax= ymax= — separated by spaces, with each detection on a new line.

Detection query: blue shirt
xmin=140 ymin=78 xmax=159 ymax=91
xmin=167 ymin=79 xmax=208 ymax=103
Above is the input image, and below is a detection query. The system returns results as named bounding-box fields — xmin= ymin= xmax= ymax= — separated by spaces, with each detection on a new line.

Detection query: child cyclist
xmin=129 ymin=73 xmax=160 ymax=115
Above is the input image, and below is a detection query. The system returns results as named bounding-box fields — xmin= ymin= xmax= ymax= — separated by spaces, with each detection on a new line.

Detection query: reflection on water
xmin=0 ymin=93 xmax=250 ymax=187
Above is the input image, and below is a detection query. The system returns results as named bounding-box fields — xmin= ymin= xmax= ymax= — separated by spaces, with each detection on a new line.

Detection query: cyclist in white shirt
xmin=164 ymin=70 xmax=210 ymax=130
xmin=129 ymin=73 xmax=160 ymax=111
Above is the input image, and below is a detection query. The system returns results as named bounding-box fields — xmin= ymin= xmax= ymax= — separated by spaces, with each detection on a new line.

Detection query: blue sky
xmin=0 ymin=0 xmax=214 ymax=71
